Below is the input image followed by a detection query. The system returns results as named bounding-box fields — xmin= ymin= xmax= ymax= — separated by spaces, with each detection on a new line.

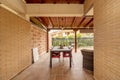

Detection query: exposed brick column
xmin=73 ymin=29 xmax=78 ymax=53
xmin=47 ymin=29 xmax=50 ymax=53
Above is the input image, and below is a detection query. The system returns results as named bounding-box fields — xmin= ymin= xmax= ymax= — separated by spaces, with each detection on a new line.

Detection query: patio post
xmin=73 ymin=29 xmax=78 ymax=53
xmin=47 ymin=29 xmax=50 ymax=53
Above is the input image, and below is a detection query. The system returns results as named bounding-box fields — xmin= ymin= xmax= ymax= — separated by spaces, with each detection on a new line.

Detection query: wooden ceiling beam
xmin=41 ymin=0 xmax=45 ymax=3
xmin=71 ymin=17 xmax=77 ymax=28
xmin=25 ymin=0 xmax=41 ymax=3
xmin=48 ymin=27 xmax=93 ymax=30
xmin=61 ymin=17 xmax=63 ymax=27
xmin=84 ymin=0 xmax=93 ymax=15
xmin=48 ymin=17 xmax=54 ymax=28
xmin=57 ymin=17 xmax=60 ymax=28
xmin=77 ymin=17 xmax=86 ymax=27
xmin=63 ymin=17 xmax=66 ymax=28
xmin=35 ymin=17 xmax=47 ymax=27
xmin=58 ymin=17 xmax=64 ymax=28
xmin=26 ymin=4 xmax=83 ymax=17
xmin=84 ymin=18 xmax=93 ymax=27
xmin=89 ymin=23 xmax=94 ymax=27
xmin=65 ymin=17 xmax=67 ymax=27
xmin=38 ymin=17 xmax=48 ymax=27
xmin=80 ymin=0 xmax=85 ymax=4
xmin=25 ymin=0 xmax=85 ymax=4
xmin=31 ymin=17 xmax=47 ymax=30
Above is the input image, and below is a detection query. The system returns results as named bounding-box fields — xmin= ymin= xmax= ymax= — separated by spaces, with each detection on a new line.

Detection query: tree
xmin=67 ymin=34 xmax=74 ymax=39
xmin=77 ymin=33 xmax=81 ymax=38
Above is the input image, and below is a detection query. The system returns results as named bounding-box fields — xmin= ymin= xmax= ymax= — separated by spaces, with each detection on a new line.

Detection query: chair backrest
xmin=51 ymin=51 xmax=60 ymax=58
xmin=63 ymin=51 xmax=71 ymax=57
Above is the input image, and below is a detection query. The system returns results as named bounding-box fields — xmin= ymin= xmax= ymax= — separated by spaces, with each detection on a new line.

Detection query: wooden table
xmin=50 ymin=46 xmax=72 ymax=68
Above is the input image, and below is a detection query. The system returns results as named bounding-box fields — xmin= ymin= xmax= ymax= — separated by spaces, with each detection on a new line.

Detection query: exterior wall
xmin=94 ymin=0 xmax=120 ymax=80
xmin=0 ymin=7 xmax=32 ymax=80
xmin=31 ymin=25 xmax=47 ymax=54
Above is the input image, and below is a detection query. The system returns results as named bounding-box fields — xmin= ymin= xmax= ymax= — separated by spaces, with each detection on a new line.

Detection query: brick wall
xmin=94 ymin=0 xmax=120 ymax=80
xmin=31 ymin=25 xmax=47 ymax=55
xmin=0 ymin=7 xmax=32 ymax=80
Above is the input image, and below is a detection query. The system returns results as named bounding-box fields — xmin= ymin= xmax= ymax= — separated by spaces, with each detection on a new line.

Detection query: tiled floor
xmin=12 ymin=49 xmax=94 ymax=80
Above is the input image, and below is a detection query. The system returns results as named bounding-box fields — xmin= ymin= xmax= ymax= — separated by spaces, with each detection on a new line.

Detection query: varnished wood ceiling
xmin=25 ymin=0 xmax=85 ymax=4
xmin=30 ymin=16 xmax=94 ymax=30
xmin=25 ymin=0 xmax=92 ymax=30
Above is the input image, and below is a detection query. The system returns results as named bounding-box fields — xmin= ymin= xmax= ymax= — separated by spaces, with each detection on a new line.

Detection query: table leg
xmin=50 ymin=51 xmax=52 ymax=68
xmin=70 ymin=52 xmax=72 ymax=68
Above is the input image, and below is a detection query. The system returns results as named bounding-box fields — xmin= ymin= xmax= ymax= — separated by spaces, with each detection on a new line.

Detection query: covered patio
xmin=0 ymin=0 xmax=120 ymax=80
